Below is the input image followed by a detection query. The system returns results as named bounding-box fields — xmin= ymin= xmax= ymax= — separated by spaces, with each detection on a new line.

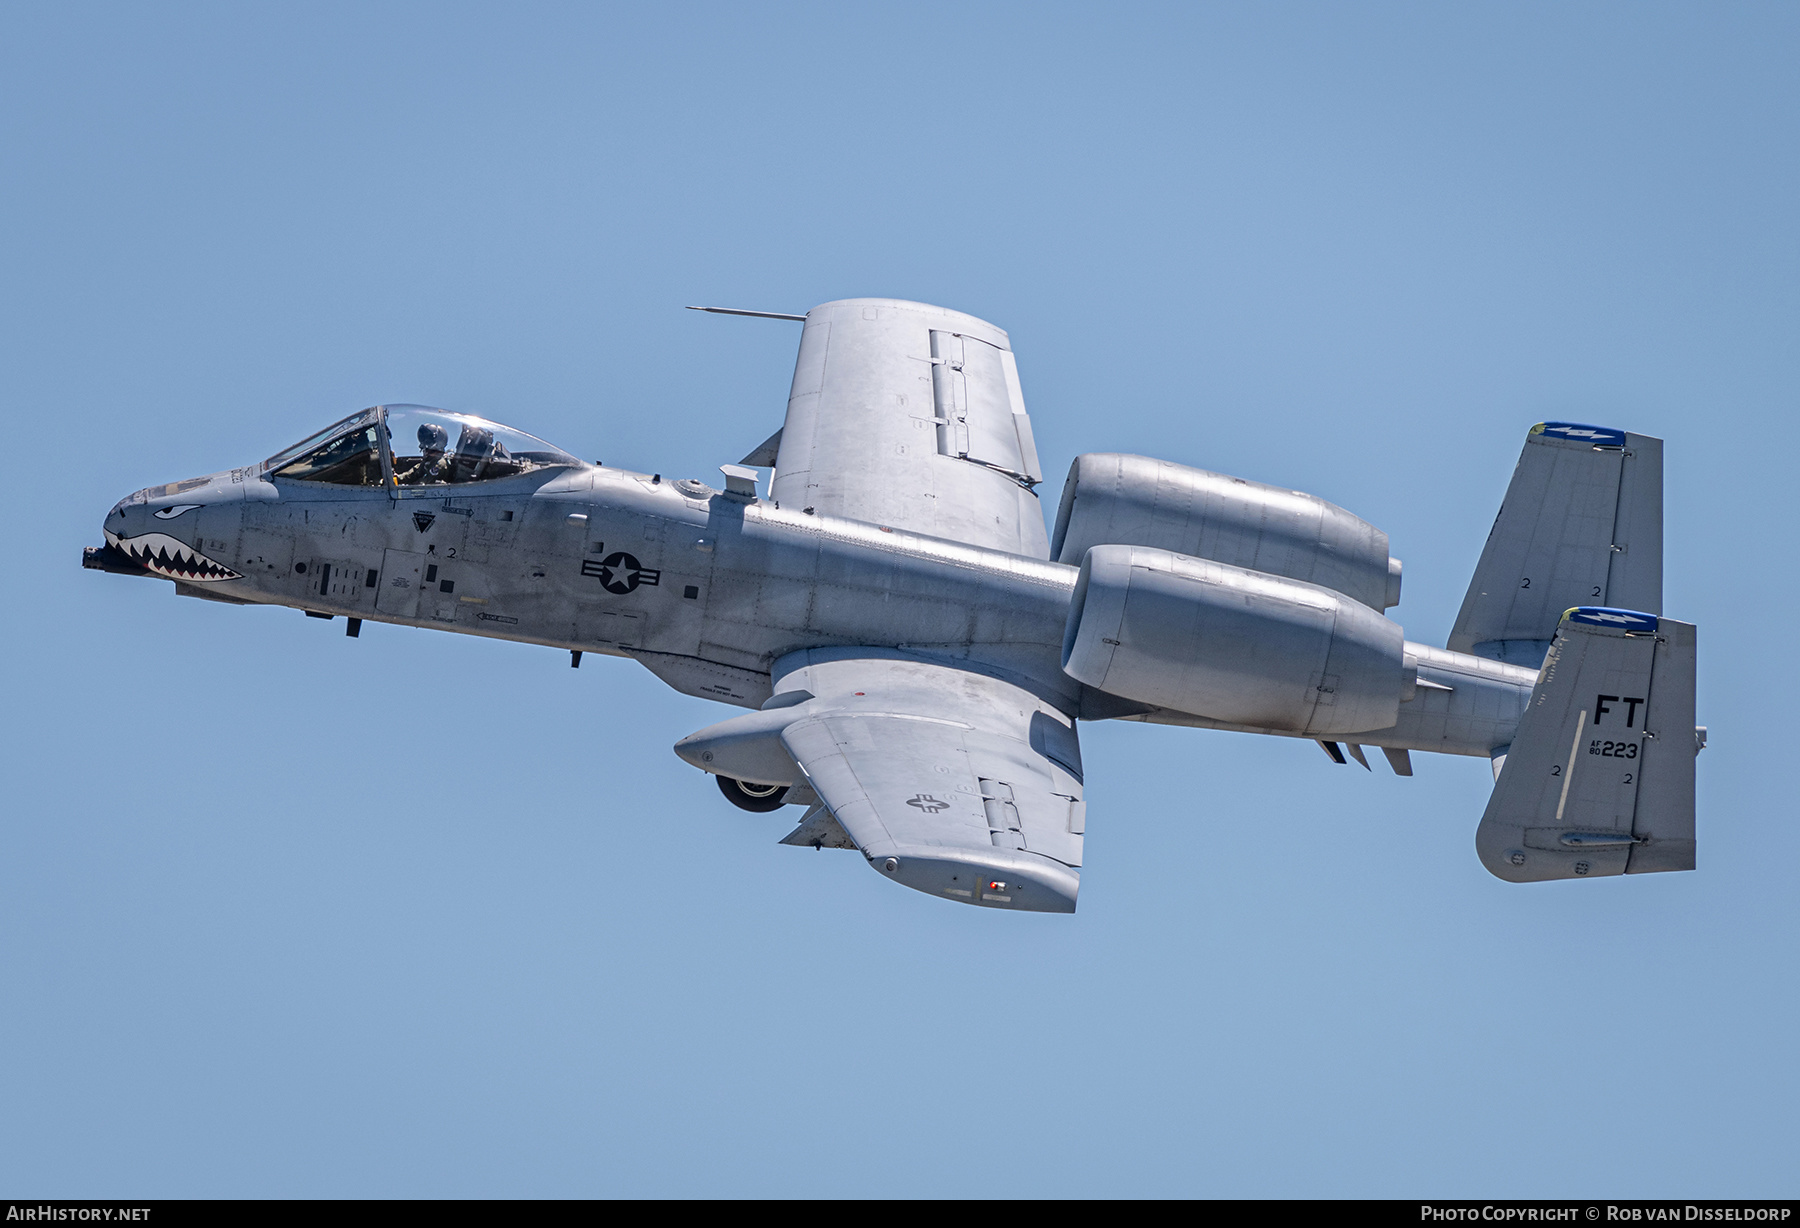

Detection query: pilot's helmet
xmin=417 ymin=422 xmax=449 ymax=454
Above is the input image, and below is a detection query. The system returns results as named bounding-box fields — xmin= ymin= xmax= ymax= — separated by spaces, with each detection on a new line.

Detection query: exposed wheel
xmin=716 ymin=774 xmax=790 ymax=813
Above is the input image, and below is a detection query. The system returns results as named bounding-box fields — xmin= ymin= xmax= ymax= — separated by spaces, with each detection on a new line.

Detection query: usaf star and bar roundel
xmin=580 ymin=548 xmax=660 ymax=595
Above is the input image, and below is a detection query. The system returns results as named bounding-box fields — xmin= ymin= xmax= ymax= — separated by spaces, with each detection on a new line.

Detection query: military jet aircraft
xmin=86 ymin=298 xmax=1702 ymax=913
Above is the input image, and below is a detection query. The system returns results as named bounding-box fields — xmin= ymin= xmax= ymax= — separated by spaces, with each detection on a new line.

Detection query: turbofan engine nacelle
xmin=1051 ymin=453 xmax=1402 ymax=612
xmin=1062 ymin=544 xmax=1407 ymax=736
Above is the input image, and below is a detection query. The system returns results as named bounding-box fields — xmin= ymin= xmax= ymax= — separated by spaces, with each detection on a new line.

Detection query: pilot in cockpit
xmin=393 ymin=422 xmax=457 ymax=485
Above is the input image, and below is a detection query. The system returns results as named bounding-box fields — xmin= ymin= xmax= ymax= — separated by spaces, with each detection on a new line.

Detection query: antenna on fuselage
xmin=685 ymin=305 xmax=807 ymax=322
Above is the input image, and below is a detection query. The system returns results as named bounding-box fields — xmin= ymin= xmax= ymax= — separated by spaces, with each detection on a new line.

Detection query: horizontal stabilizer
xmin=1476 ymin=607 xmax=1698 ymax=882
xmin=1450 ymin=423 xmax=1662 ymax=667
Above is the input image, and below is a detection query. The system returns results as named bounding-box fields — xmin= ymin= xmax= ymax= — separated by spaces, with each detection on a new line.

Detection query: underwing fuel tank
xmin=1062 ymin=544 xmax=1407 ymax=735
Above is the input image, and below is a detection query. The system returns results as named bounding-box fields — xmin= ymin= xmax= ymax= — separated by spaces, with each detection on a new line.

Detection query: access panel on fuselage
xmin=374 ymin=546 xmax=498 ymax=626
xmin=375 ymin=548 xmax=425 ymax=618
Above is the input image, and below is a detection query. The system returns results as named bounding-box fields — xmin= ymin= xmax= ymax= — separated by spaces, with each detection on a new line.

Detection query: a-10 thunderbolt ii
xmin=86 ymin=298 xmax=1703 ymax=913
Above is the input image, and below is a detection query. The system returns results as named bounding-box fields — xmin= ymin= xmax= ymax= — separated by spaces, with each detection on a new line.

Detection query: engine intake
xmin=1062 ymin=544 xmax=1406 ymax=735
xmin=1051 ymin=453 xmax=1402 ymax=611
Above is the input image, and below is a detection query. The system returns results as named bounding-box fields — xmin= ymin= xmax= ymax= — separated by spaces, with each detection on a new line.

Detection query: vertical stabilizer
xmin=1475 ymin=608 xmax=1697 ymax=882
xmin=1449 ymin=423 xmax=1662 ymax=667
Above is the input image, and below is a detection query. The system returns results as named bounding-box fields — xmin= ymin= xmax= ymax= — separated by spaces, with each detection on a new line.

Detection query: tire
xmin=716 ymin=774 xmax=790 ymax=813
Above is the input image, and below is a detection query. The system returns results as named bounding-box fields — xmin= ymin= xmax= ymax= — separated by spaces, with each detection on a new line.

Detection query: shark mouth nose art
xmin=105 ymin=531 xmax=242 ymax=582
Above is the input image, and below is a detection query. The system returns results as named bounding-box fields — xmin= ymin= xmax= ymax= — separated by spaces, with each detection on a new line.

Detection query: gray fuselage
xmin=105 ymin=460 xmax=1536 ymax=759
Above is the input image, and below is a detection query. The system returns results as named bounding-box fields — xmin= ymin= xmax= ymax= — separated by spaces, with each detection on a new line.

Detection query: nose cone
xmin=86 ymin=472 xmax=245 ymax=582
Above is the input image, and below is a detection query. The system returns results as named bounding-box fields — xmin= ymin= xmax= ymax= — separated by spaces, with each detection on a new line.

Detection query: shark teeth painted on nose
xmin=109 ymin=531 xmax=242 ymax=582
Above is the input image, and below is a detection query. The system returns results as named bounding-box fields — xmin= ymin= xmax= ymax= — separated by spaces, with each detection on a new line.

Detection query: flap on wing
xmin=1475 ymin=609 xmax=1697 ymax=882
xmin=771 ymin=649 xmax=1084 ymax=912
xmin=770 ymin=299 xmax=1051 ymax=558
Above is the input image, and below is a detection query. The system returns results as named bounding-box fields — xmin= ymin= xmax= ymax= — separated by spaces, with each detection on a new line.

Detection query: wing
xmin=768 ymin=299 xmax=1051 ymax=558
xmin=772 ymin=649 xmax=1085 ymax=912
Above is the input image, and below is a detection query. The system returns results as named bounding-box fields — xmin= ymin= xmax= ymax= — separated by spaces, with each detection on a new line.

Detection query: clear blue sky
xmin=3 ymin=1 xmax=1794 ymax=1198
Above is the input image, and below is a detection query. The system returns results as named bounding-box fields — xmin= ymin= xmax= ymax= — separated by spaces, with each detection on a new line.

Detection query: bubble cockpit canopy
xmin=264 ymin=405 xmax=583 ymax=487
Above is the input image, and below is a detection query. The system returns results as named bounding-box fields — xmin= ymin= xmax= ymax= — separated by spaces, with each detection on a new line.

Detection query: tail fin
xmin=1450 ymin=422 xmax=1662 ymax=667
xmin=1476 ymin=607 xmax=1698 ymax=882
